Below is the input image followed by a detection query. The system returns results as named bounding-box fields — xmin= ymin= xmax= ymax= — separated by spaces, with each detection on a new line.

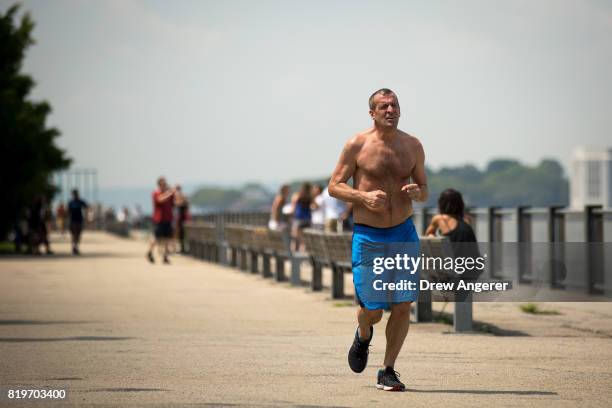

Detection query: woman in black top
xmin=425 ymin=188 xmax=476 ymax=242
xmin=426 ymin=189 xmax=481 ymax=286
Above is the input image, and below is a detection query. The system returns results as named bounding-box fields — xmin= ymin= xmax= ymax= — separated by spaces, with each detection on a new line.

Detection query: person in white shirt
xmin=310 ymin=184 xmax=325 ymax=230
xmin=322 ymin=187 xmax=348 ymax=232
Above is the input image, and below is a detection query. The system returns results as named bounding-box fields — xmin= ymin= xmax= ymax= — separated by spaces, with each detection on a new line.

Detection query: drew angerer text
xmin=373 ymin=279 xmax=511 ymax=293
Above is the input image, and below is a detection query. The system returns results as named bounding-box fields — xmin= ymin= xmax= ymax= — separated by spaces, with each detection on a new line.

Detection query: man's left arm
xmin=401 ymin=140 xmax=428 ymax=203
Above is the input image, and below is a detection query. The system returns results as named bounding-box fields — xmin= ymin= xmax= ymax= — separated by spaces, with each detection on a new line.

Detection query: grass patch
xmin=332 ymin=301 xmax=355 ymax=307
xmin=432 ymin=301 xmax=453 ymax=325
xmin=434 ymin=312 xmax=453 ymax=325
xmin=519 ymin=303 xmax=561 ymax=315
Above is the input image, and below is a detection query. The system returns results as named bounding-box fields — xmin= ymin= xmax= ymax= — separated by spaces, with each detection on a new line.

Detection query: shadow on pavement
xmin=0 ymin=252 xmax=139 ymax=260
xmin=472 ymin=321 xmax=531 ymax=337
xmin=433 ymin=311 xmax=531 ymax=337
xmin=405 ymin=388 xmax=557 ymax=395
xmin=0 ymin=336 xmax=135 ymax=343
xmin=83 ymin=388 xmax=170 ymax=393
xmin=197 ymin=404 xmax=351 ymax=408
xmin=0 ymin=319 xmax=97 ymax=325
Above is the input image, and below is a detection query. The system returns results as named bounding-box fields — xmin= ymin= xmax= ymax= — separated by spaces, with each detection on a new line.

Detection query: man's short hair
xmin=368 ymin=88 xmax=396 ymax=110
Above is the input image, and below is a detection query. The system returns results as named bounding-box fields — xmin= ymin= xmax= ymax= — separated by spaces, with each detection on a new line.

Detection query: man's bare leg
xmin=148 ymin=239 xmax=156 ymax=253
xmin=349 ymin=306 xmax=383 ymax=373
xmin=383 ymin=302 xmax=412 ymax=368
xmin=358 ymin=307 xmax=383 ymax=340
xmin=147 ymin=238 xmax=156 ymax=263
xmin=162 ymin=239 xmax=170 ymax=264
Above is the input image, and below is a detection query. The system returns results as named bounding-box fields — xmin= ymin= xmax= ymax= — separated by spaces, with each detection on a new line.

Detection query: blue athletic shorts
xmin=352 ymin=217 xmax=420 ymax=310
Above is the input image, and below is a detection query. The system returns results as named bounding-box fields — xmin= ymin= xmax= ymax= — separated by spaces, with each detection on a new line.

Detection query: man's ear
xmin=369 ymin=109 xmax=375 ymax=119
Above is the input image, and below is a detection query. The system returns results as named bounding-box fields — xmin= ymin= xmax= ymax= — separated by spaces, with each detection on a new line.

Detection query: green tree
xmin=486 ymin=159 xmax=520 ymax=174
xmin=425 ymin=159 xmax=568 ymax=208
xmin=0 ymin=4 xmax=70 ymax=239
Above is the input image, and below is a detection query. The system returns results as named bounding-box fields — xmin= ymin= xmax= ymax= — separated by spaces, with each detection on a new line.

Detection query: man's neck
xmin=373 ymin=125 xmax=397 ymax=141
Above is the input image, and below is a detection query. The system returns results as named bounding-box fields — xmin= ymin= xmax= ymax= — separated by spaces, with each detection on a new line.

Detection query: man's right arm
xmin=328 ymin=137 xmax=387 ymax=212
xmin=328 ymin=137 xmax=362 ymax=203
xmin=155 ymin=189 xmax=175 ymax=203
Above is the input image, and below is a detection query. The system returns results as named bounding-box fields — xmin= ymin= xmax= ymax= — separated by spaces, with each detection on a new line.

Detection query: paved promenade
xmin=1 ymin=232 xmax=612 ymax=407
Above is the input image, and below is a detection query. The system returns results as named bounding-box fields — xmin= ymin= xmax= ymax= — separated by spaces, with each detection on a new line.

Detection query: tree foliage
xmin=0 ymin=4 xmax=71 ymax=238
xmin=189 ymin=158 xmax=569 ymax=212
xmin=426 ymin=159 xmax=568 ymax=208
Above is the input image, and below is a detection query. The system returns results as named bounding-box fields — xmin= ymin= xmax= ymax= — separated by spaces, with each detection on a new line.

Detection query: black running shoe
xmin=377 ymin=367 xmax=405 ymax=391
xmin=163 ymin=256 xmax=170 ymax=264
xmin=147 ymin=251 xmax=155 ymax=263
xmin=348 ymin=326 xmax=373 ymax=373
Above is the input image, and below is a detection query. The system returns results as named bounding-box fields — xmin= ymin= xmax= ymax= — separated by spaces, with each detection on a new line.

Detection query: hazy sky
xmin=6 ymin=0 xmax=612 ymax=188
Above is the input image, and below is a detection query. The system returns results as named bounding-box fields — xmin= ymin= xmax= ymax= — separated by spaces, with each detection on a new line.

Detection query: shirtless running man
xmin=328 ymin=88 xmax=428 ymax=391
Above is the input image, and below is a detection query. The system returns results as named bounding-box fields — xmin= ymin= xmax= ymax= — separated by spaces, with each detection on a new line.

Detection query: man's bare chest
xmin=356 ymin=144 xmax=415 ymax=180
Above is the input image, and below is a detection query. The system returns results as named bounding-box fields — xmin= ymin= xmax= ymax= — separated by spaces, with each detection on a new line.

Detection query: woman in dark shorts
xmin=291 ymin=182 xmax=312 ymax=251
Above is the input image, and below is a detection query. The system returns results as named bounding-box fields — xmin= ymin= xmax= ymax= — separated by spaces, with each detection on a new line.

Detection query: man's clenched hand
xmin=401 ymin=184 xmax=421 ymax=201
xmin=361 ymin=190 xmax=387 ymax=212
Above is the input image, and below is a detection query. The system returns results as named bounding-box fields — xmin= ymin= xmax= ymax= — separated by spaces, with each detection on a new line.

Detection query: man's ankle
xmin=358 ymin=326 xmax=371 ymax=342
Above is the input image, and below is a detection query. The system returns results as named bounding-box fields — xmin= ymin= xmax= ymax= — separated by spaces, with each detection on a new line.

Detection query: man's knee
xmin=390 ymin=302 xmax=412 ymax=317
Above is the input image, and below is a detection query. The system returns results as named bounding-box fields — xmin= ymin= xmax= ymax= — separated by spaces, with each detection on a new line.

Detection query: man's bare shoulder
xmin=343 ymin=129 xmax=372 ymax=153
xmin=397 ymin=129 xmax=423 ymax=148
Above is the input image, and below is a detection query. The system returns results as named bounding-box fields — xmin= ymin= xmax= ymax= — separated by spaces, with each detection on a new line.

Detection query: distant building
xmin=570 ymin=147 xmax=612 ymax=208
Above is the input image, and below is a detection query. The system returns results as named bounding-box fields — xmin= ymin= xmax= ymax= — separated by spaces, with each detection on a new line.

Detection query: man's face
xmin=369 ymin=93 xmax=400 ymax=129
xmin=158 ymin=178 xmax=168 ymax=191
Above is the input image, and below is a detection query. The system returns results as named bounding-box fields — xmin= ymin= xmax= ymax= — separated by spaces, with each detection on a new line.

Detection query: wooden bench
xmin=418 ymin=236 xmax=474 ymax=332
xmin=263 ymin=229 xmax=291 ymax=282
xmin=224 ymin=225 xmax=290 ymax=281
xmin=302 ymin=229 xmax=328 ymax=291
xmin=224 ymin=224 xmax=249 ymax=271
xmin=303 ymin=229 xmax=352 ymax=299
xmin=185 ymin=221 xmax=217 ymax=261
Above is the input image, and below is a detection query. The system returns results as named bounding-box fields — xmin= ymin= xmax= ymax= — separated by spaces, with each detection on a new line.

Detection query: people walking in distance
xmin=117 ymin=207 xmax=130 ymax=223
xmin=268 ymin=184 xmax=290 ymax=231
xmin=28 ymin=195 xmax=53 ymax=255
xmin=291 ymin=182 xmax=312 ymax=251
xmin=134 ymin=205 xmax=144 ymax=229
xmin=328 ymin=88 xmax=428 ymax=391
xmin=310 ymin=184 xmax=325 ymax=231
xmin=68 ymin=189 xmax=88 ymax=255
xmin=147 ymin=176 xmax=176 ymax=264
xmin=174 ymin=185 xmax=190 ymax=254
xmin=56 ymin=202 xmax=66 ymax=235
xmin=43 ymin=200 xmax=53 ymax=244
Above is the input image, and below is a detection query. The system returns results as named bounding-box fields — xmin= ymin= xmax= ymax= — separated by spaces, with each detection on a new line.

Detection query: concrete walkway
xmin=1 ymin=232 xmax=612 ymax=407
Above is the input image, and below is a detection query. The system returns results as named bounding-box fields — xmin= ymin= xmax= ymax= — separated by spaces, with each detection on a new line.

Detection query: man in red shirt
xmin=147 ymin=176 xmax=176 ymax=264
